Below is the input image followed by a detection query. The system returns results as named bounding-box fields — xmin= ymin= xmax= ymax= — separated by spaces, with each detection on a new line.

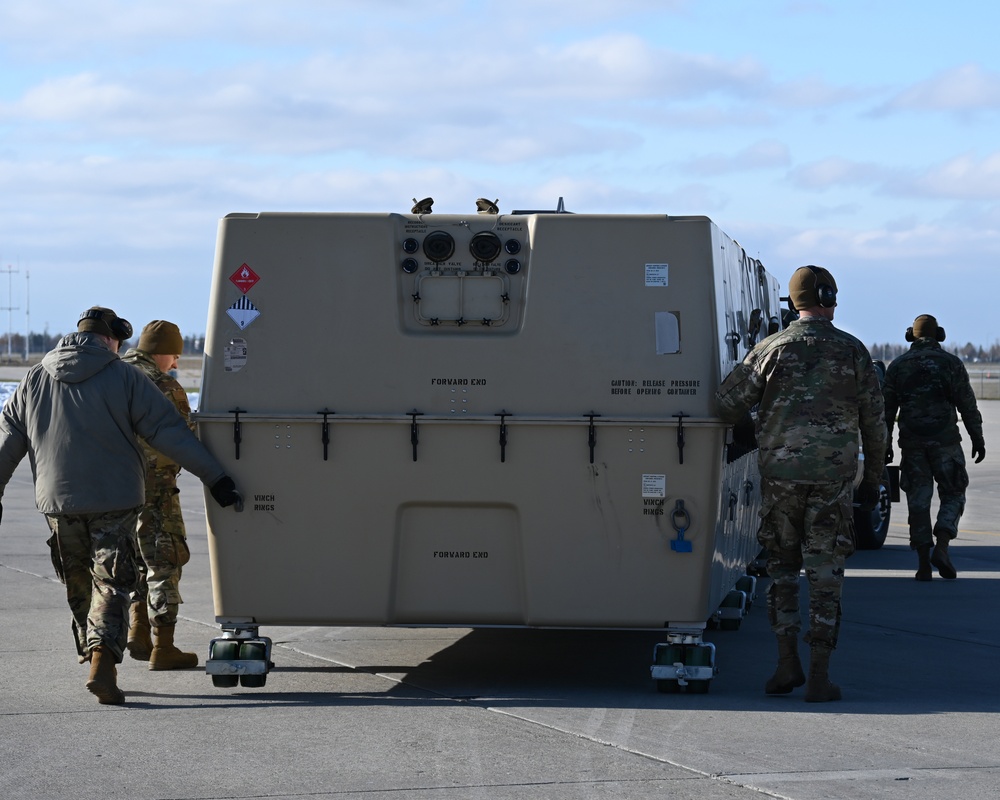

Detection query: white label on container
xmin=224 ymin=338 xmax=248 ymax=372
xmin=645 ymin=263 xmax=669 ymax=287
xmin=642 ymin=473 xmax=666 ymax=498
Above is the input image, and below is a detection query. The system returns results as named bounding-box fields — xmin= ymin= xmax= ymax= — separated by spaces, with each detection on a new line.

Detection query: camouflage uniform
xmin=716 ymin=317 xmax=886 ymax=648
xmin=121 ymin=348 xmax=193 ymax=627
xmin=883 ymin=338 xmax=984 ymax=548
xmin=45 ymin=508 xmax=140 ymax=661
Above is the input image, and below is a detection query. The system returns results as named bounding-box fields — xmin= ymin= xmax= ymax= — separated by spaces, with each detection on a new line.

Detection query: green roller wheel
xmin=683 ymin=645 xmax=714 ymax=694
xmin=239 ymin=642 xmax=268 ymax=688
xmin=210 ymin=640 xmax=240 ymax=688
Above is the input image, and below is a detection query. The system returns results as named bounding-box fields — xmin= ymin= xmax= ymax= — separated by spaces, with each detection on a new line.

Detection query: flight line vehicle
xmin=195 ymin=198 xmax=876 ymax=692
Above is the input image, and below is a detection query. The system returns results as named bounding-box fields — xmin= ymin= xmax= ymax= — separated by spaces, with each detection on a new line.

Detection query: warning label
xmin=230 ymin=263 xmax=260 ymax=294
xmin=224 ymin=338 xmax=248 ymax=372
xmin=645 ymin=263 xmax=669 ymax=287
xmin=642 ymin=473 xmax=666 ymax=498
xmin=227 ymin=297 xmax=261 ymax=331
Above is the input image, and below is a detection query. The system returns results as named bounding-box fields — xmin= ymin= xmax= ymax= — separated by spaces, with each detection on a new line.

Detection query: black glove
xmin=210 ymin=475 xmax=242 ymax=508
xmin=972 ymin=438 xmax=986 ymax=464
xmin=856 ymin=482 xmax=880 ymax=511
xmin=885 ymin=444 xmax=894 ymax=464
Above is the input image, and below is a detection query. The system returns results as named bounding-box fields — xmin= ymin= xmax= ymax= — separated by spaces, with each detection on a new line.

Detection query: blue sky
xmin=1 ymin=0 xmax=998 ymax=348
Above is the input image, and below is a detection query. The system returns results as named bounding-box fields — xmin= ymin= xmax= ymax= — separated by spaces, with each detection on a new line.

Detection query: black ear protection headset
xmin=78 ymin=308 xmax=134 ymax=343
xmin=905 ymin=320 xmax=946 ymax=342
xmin=805 ymin=266 xmax=837 ymax=309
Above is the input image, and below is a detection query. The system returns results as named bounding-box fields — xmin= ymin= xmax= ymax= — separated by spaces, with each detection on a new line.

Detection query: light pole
xmin=0 ymin=265 xmax=18 ymax=361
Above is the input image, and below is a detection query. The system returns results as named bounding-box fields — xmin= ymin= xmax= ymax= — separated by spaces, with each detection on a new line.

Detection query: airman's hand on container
xmin=210 ymin=475 xmax=242 ymax=509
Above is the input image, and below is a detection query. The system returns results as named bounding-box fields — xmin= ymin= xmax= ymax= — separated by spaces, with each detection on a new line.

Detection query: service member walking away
xmin=0 ymin=307 xmax=241 ymax=705
xmin=883 ymin=314 xmax=985 ymax=581
xmin=715 ymin=266 xmax=886 ymax=702
xmin=121 ymin=320 xmax=201 ymax=669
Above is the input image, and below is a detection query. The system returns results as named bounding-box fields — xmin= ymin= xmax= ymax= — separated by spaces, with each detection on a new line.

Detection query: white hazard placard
xmin=227 ymin=296 xmax=261 ymax=330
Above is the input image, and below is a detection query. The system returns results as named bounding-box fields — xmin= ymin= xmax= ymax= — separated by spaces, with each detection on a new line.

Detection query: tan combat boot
xmin=915 ymin=545 xmax=932 ymax=582
xmin=930 ymin=537 xmax=957 ymax=580
xmin=149 ymin=624 xmax=199 ymax=670
xmin=804 ymin=644 xmax=841 ymax=703
xmin=126 ymin=602 xmax=153 ymax=661
xmin=85 ymin=645 xmax=125 ymax=705
xmin=764 ymin=634 xmax=805 ymax=695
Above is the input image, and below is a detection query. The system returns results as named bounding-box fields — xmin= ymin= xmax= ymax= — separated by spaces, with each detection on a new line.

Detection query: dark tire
xmin=854 ymin=467 xmax=892 ymax=550
xmin=239 ymin=642 xmax=268 ymax=688
xmin=656 ymin=679 xmax=681 ymax=694
xmin=210 ymin=640 xmax=240 ymax=688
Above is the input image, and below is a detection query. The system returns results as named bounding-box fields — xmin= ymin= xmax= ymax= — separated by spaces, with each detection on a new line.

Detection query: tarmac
xmin=1 ymin=376 xmax=998 ymax=799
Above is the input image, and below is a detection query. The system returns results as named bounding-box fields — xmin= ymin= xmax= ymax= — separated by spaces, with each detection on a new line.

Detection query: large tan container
xmin=197 ymin=206 xmax=782 ymax=689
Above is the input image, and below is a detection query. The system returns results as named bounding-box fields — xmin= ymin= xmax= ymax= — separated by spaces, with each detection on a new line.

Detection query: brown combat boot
xmin=149 ymin=624 xmax=199 ymax=670
xmin=915 ymin=545 xmax=932 ymax=582
xmin=804 ymin=644 xmax=841 ymax=703
xmin=930 ymin=537 xmax=957 ymax=580
xmin=85 ymin=645 xmax=125 ymax=705
xmin=126 ymin=602 xmax=153 ymax=661
xmin=764 ymin=634 xmax=805 ymax=695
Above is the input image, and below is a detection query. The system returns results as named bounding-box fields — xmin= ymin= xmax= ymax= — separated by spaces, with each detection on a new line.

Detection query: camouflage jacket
xmin=883 ymin=339 xmax=983 ymax=448
xmin=121 ymin=348 xmax=194 ymax=477
xmin=715 ymin=317 xmax=887 ymax=485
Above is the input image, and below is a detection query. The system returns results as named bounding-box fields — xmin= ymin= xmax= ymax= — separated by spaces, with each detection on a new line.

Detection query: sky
xmin=1 ymin=0 xmax=999 ymax=350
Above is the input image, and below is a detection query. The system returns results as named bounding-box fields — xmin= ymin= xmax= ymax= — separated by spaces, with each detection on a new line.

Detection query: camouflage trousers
xmin=898 ymin=441 xmax=968 ymax=548
xmin=45 ymin=507 xmax=140 ymax=662
xmin=757 ymin=478 xmax=855 ymax=649
xmin=134 ymin=476 xmax=191 ymax=627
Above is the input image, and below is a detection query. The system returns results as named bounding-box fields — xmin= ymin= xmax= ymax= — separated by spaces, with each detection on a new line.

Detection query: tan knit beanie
xmin=137 ymin=320 xmax=184 ymax=355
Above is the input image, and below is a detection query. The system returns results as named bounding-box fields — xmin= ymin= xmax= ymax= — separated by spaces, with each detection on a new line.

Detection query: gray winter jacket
xmin=0 ymin=332 xmax=226 ymax=515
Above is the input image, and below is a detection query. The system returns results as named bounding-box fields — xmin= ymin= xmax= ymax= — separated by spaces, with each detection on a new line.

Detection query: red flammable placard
xmin=229 ymin=263 xmax=260 ymax=294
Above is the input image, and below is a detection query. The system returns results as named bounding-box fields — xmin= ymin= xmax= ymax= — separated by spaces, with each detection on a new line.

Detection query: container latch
xmin=318 ymin=409 xmax=334 ymax=461
xmin=229 ymin=408 xmax=244 ymax=460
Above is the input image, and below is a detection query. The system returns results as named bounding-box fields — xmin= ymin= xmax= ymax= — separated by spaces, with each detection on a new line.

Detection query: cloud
xmin=776 ymin=218 xmax=1000 ymax=261
xmin=873 ymin=63 xmax=1000 ymax=115
xmin=787 ymin=157 xmax=885 ymax=190
xmin=886 ymin=152 xmax=1000 ymax=200
xmin=681 ymin=139 xmax=791 ymax=176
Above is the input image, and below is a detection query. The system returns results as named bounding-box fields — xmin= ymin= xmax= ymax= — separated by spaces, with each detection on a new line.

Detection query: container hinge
xmin=586 ymin=412 xmax=600 ymax=464
xmin=229 ymin=407 xmax=245 ymax=460
xmin=318 ymin=408 xmax=335 ymax=461
xmin=744 ymin=479 xmax=754 ymax=505
xmin=496 ymin=410 xmax=509 ymax=462
xmin=674 ymin=412 xmax=688 ymax=464
xmin=728 ymin=491 xmax=738 ymax=521
xmin=409 ymin=411 xmax=423 ymax=462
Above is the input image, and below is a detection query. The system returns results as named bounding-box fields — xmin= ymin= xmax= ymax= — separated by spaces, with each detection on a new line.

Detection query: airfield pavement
xmin=0 ymin=383 xmax=998 ymax=800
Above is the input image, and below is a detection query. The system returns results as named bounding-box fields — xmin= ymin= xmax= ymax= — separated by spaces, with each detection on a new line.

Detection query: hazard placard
xmin=227 ymin=296 xmax=261 ymax=330
xmin=230 ymin=263 xmax=260 ymax=294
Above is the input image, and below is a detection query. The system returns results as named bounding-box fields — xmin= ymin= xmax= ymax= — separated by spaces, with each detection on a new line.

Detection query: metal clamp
xmin=673 ymin=412 xmax=688 ymax=464
xmin=409 ymin=411 xmax=423 ymax=462
xmin=496 ymin=411 xmax=509 ymax=462
xmin=586 ymin=412 xmax=600 ymax=464
xmin=229 ymin=408 xmax=245 ymax=460
xmin=318 ymin=409 xmax=335 ymax=461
